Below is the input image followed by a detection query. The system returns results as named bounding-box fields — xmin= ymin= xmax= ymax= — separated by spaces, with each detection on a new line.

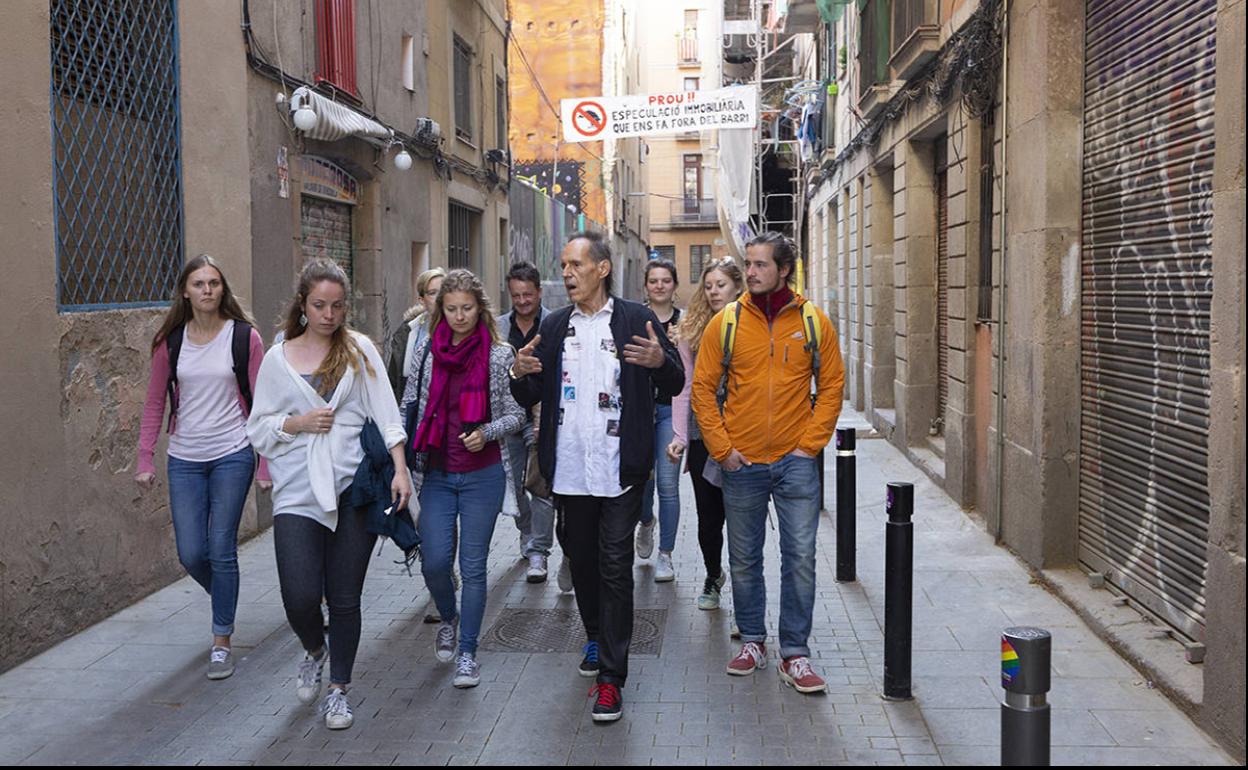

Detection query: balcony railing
xmin=669 ymin=198 xmax=717 ymax=225
xmin=678 ymin=34 xmax=699 ymax=65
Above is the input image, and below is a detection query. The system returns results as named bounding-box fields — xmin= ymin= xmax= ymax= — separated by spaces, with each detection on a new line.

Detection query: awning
xmin=290 ymin=86 xmax=391 ymax=144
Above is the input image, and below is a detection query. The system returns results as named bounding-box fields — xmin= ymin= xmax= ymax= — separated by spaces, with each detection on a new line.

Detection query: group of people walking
xmin=134 ymin=229 xmax=844 ymax=730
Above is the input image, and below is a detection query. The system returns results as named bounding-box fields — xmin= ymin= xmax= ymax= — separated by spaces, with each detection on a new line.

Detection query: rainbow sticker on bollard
xmin=1001 ymin=637 xmax=1021 ymax=686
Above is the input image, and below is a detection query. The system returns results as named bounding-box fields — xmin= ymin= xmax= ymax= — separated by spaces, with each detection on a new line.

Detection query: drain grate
xmin=479 ymin=608 xmax=666 ymax=655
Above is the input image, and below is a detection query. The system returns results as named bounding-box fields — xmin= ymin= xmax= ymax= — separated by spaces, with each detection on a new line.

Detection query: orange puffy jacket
xmin=690 ymin=291 xmax=845 ymax=464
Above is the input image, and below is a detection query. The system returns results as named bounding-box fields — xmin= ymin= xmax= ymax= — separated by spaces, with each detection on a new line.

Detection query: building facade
xmin=508 ymin=0 xmax=649 ymax=298
xmin=1 ymin=1 xmax=260 ymax=670
xmin=802 ymin=0 xmax=1245 ymax=755
xmin=247 ymin=0 xmax=510 ymax=344
xmin=0 ymin=0 xmax=513 ymax=672
xmin=639 ymin=0 xmax=731 ymax=306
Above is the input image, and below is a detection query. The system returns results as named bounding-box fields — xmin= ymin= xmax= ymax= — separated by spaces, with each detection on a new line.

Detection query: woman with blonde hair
xmin=135 ymin=253 xmax=269 ymax=681
xmin=667 ymin=256 xmax=745 ymax=611
xmin=247 ymin=258 xmax=411 ymax=730
xmin=387 ymin=267 xmax=447 ymax=403
xmin=401 ymin=269 xmax=523 ymax=689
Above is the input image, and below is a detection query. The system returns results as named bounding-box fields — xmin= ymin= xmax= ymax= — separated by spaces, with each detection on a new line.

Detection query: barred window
xmin=690 ymin=245 xmax=711 ymax=279
xmin=51 ymin=0 xmax=183 ymax=309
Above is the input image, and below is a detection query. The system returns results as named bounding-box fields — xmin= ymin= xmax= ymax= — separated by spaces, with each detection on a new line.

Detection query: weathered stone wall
xmin=0 ymin=2 xmax=255 ymax=670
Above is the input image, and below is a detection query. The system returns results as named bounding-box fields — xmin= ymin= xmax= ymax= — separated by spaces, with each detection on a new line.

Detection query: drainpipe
xmin=993 ymin=0 xmax=1010 ymax=544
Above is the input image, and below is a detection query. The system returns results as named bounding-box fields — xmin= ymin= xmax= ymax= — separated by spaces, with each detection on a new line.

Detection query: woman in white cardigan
xmin=247 ymin=258 xmax=411 ymax=731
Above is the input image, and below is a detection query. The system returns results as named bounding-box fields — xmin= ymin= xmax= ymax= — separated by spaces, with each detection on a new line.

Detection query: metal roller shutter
xmin=301 ymin=196 xmax=354 ymax=281
xmin=1078 ymin=0 xmax=1218 ymax=640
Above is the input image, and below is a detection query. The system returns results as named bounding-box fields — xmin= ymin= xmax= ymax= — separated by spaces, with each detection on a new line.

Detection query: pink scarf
xmin=412 ymin=319 xmax=491 ymax=451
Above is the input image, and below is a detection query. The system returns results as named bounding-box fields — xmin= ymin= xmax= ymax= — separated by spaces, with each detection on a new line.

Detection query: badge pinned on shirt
xmin=597 ymin=392 xmax=621 ymax=411
xmin=599 ymin=337 xmax=617 ymax=357
xmin=561 ymin=370 xmax=573 ymax=384
xmin=606 ymin=419 xmax=620 ymax=437
xmin=558 ymin=407 xmax=565 ymax=425
xmin=563 ymin=385 xmax=577 ymax=402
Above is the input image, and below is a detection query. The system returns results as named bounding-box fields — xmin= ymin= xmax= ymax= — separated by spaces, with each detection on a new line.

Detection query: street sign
xmin=560 ymin=86 xmax=758 ymax=143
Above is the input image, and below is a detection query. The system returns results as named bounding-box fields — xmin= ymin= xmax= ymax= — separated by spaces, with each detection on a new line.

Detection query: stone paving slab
xmin=0 ymin=409 xmax=1235 ymax=765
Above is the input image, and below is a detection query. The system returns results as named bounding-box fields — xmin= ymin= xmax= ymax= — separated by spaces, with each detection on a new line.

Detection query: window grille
xmin=51 ymin=0 xmax=184 ymax=310
xmin=690 ymin=245 xmax=711 ymax=280
xmin=315 ymin=0 xmax=358 ymax=97
xmin=454 ymin=35 xmax=473 ymax=141
xmin=449 ymin=201 xmax=479 ymax=272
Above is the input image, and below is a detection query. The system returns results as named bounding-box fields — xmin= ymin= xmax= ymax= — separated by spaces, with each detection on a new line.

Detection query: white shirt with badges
xmin=553 ymin=298 xmax=630 ymax=498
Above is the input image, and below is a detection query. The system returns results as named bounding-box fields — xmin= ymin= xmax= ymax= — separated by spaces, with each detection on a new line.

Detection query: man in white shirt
xmin=510 ymin=232 xmax=684 ymax=723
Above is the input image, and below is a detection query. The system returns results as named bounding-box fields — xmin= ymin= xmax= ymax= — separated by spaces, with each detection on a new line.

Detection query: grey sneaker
xmin=635 ymin=520 xmax=655 ymax=559
xmin=557 ymin=555 xmax=574 ymax=593
xmin=526 ymin=554 xmax=548 ymax=583
xmin=322 ymin=688 xmax=353 ymax=729
xmin=697 ymin=572 xmax=726 ymax=611
xmin=453 ymin=652 xmax=481 ymax=688
xmin=207 ymin=646 xmax=234 ymax=680
xmin=435 ymin=622 xmax=457 ymax=663
xmin=654 ymin=551 xmax=675 ymax=583
xmin=296 ymin=650 xmax=326 ymax=704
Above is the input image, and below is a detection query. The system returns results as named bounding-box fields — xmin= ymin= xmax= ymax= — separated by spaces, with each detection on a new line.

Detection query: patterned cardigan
xmin=400 ymin=337 xmax=524 ymax=514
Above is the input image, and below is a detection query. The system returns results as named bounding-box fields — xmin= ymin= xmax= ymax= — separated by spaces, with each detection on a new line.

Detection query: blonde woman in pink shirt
xmin=135 ymin=254 xmax=269 ymax=681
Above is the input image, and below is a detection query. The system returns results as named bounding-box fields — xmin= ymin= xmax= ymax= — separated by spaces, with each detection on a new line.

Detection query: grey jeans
xmin=505 ymin=426 xmax=556 ymax=558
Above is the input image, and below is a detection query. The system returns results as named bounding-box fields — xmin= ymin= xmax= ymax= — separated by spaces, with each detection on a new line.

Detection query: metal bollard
xmin=835 ymin=428 xmax=857 ymax=582
xmin=883 ymin=482 xmax=914 ymax=700
xmin=1001 ymin=627 xmax=1052 ymax=766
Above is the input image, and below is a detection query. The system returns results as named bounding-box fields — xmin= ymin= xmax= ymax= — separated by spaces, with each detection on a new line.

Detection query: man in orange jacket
xmin=691 ymin=232 xmax=845 ymax=694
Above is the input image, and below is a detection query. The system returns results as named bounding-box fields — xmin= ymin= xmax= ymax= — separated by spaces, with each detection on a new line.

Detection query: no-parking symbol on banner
xmin=567 ymin=100 xmax=608 ymax=139
xmin=561 ymin=87 xmax=757 ymax=143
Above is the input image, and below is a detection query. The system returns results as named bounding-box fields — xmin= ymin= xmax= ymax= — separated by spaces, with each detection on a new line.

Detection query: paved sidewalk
xmin=0 ymin=410 xmax=1234 ymax=765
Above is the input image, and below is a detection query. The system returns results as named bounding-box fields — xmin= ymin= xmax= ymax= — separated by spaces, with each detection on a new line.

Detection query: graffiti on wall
xmin=1077 ymin=0 xmax=1218 ymax=639
xmin=513 ymin=159 xmax=586 ymax=215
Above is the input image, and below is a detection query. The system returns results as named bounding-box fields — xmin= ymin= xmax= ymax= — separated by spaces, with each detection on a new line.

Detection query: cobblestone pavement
xmin=0 ymin=411 xmax=1235 ymax=765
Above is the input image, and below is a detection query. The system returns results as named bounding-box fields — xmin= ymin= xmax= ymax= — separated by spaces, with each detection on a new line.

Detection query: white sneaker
xmin=635 ymin=520 xmax=656 ymax=559
xmin=654 ymin=551 xmax=675 ymax=583
xmin=526 ymin=554 xmax=548 ymax=583
xmin=322 ymin=688 xmax=353 ymax=729
xmin=557 ymin=556 xmax=574 ymax=593
xmin=296 ymin=650 xmax=326 ymax=705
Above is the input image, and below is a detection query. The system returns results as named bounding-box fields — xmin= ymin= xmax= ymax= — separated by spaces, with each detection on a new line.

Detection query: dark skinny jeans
xmin=273 ymin=498 xmax=376 ymax=686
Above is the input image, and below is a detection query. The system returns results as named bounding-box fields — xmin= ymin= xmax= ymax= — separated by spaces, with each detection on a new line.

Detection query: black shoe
xmin=590 ymin=683 xmax=623 ymax=722
xmin=579 ymin=640 xmax=600 ymax=677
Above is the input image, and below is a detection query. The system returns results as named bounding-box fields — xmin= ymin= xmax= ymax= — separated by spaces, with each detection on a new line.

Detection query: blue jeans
xmin=166 ymin=446 xmax=255 ymax=636
xmin=418 ymin=463 xmax=506 ymax=655
xmin=721 ymin=454 xmax=821 ymax=658
xmin=505 ymin=429 xmax=556 ymax=557
xmin=640 ymin=403 xmax=681 ymax=553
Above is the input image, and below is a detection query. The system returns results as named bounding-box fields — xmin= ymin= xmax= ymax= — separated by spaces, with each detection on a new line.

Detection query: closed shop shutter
xmin=1078 ymin=0 xmax=1218 ymax=640
xmin=301 ymin=196 xmax=353 ymax=281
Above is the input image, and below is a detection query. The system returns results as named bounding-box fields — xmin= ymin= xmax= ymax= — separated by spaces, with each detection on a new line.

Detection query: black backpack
xmin=165 ymin=322 xmax=254 ymax=426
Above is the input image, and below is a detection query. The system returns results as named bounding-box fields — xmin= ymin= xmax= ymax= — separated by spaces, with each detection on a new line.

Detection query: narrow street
xmin=0 ymin=411 xmax=1232 ymax=766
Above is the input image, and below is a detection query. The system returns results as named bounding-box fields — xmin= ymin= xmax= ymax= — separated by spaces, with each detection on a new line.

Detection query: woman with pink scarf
xmin=401 ymin=269 xmax=523 ymax=689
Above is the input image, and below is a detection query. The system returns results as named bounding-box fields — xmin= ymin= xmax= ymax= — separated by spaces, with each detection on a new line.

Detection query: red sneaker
xmin=779 ymin=656 xmax=827 ymax=693
xmin=590 ymin=683 xmax=623 ymax=722
xmin=726 ymin=641 xmax=767 ymax=676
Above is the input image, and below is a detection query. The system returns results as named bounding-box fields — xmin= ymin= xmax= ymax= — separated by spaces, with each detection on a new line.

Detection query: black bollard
xmin=835 ymin=428 xmax=857 ymax=582
xmin=883 ymin=482 xmax=914 ymax=700
xmin=1001 ymin=627 xmax=1052 ymax=766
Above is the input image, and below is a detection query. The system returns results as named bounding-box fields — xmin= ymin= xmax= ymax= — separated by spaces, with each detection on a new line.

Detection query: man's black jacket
xmin=509 ymin=298 xmax=684 ymax=492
